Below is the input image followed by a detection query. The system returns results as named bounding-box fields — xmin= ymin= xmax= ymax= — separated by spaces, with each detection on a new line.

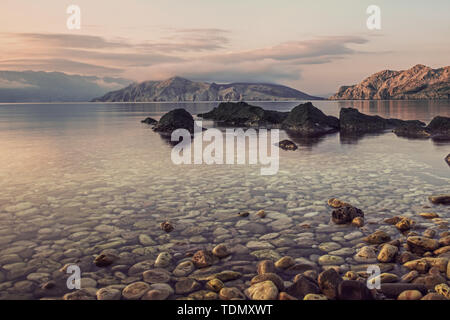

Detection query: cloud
xmin=0 ymin=78 xmax=37 ymax=89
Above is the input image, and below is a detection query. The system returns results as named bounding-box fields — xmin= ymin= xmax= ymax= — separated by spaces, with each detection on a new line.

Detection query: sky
xmin=0 ymin=0 xmax=449 ymax=96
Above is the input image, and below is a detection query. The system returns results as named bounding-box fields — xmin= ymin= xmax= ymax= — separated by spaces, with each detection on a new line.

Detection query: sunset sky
xmin=0 ymin=0 xmax=449 ymax=95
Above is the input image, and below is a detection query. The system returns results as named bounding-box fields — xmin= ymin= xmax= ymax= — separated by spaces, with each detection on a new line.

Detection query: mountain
xmin=0 ymin=71 xmax=131 ymax=102
xmin=330 ymin=64 xmax=450 ymax=100
xmin=92 ymin=77 xmax=323 ymax=102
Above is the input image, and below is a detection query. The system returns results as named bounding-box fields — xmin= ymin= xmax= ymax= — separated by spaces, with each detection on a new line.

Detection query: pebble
xmin=173 ymin=261 xmax=195 ymax=277
xmin=154 ymin=252 xmax=172 ymax=268
xmin=247 ymin=280 xmax=279 ymax=300
xmin=318 ymin=255 xmax=345 ymax=266
xmin=96 ymin=287 xmax=121 ymax=300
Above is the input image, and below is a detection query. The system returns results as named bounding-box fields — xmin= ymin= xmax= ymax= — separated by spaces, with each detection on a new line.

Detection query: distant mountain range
xmin=92 ymin=76 xmax=323 ymax=102
xmin=330 ymin=64 xmax=450 ymax=100
xmin=0 ymin=71 xmax=131 ymax=102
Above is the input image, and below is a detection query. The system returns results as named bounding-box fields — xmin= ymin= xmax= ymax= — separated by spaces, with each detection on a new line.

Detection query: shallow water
xmin=0 ymin=100 xmax=449 ymax=299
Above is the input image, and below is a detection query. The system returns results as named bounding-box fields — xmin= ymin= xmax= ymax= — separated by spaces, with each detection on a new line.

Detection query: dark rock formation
xmin=141 ymin=117 xmax=157 ymax=125
xmin=428 ymin=194 xmax=450 ymax=205
xmin=198 ymin=101 xmax=287 ymax=127
xmin=286 ymin=275 xmax=320 ymax=299
xmin=153 ymin=109 xmax=194 ymax=134
xmin=426 ymin=116 xmax=450 ymax=140
xmin=393 ymin=123 xmax=430 ymax=139
xmin=330 ymin=64 xmax=450 ymax=100
xmin=340 ymin=108 xmax=425 ymax=133
xmin=281 ymin=102 xmax=339 ymax=136
xmin=277 ymin=140 xmax=298 ymax=151
xmin=331 ymin=206 xmax=364 ymax=225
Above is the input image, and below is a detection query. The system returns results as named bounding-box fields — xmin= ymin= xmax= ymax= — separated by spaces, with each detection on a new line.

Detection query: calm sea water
xmin=0 ymin=100 xmax=449 ymax=299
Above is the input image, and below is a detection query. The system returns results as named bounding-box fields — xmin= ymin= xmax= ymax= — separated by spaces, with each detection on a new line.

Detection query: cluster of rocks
xmin=393 ymin=116 xmax=450 ymax=140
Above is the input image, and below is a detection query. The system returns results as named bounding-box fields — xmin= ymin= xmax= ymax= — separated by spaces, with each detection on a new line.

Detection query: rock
xmin=257 ymin=260 xmax=276 ymax=275
xmin=395 ymin=217 xmax=414 ymax=232
xmin=406 ymin=236 xmax=439 ymax=254
xmin=153 ymin=108 xmax=195 ymax=134
xmin=122 ymin=282 xmax=151 ymax=300
xmin=198 ymin=101 xmax=288 ymax=127
xmin=277 ymin=140 xmax=298 ymax=151
xmin=354 ymin=246 xmax=377 ymax=263
xmin=304 ymin=294 xmax=327 ymax=300
xmin=384 ymin=216 xmax=403 ymax=225
xmin=154 ymin=252 xmax=171 ymax=268
xmin=447 ymin=259 xmax=450 ymax=279
xmin=380 ymin=283 xmax=427 ymax=298
xmin=285 ymin=263 xmax=317 ymax=275
xmin=251 ymin=273 xmax=284 ymax=291
xmin=434 ymin=246 xmax=450 ymax=255
xmin=93 ymin=254 xmax=117 ymax=267
xmin=446 ymin=154 xmax=450 ymax=166
xmin=435 ymin=283 xmax=450 ymax=299
xmin=401 ymin=270 xmax=419 ymax=283
xmin=337 ymin=280 xmax=373 ymax=300
xmin=393 ymin=123 xmax=430 ymax=139
xmin=363 ymin=230 xmax=391 ymax=244
xmin=212 ymin=244 xmax=230 ymax=258
xmin=352 ymin=217 xmax=365 ymax=227
xmin=237 ymin=211 xmax=249 ymax=217
xmin=319 ymin=242 xmax=342 ymax=252
xmin=188 ymin=290 xmax=218 ymax=300
xmin=426 ymin=116 xmax=450 ymax=140
xmin=428 ymin=194 xmax=450 ymax=205
xmin=419 ymin=212 xmax=439 ymax=219
xmin=421 ymin=293 xmax=448 ymax=300
xmin=143 ymin=269 xmax=171 ymax=283
xmin=378 ymin=244 xmax=398 ymax=263
xmin=286 ymin=275 xmax=320 ymax=299
xmin=318 ymin=268 xmax=343 ymax=300
xmin=331 ymin=206 xmax=364 ymax=224
xmin=439 ymin=235 xmax=450 ymax=246
xmin=160 ymin=221 xmax=174 ymax=233
xmin=138 ymin=234 xmax=155 ymax=246
xmin=377 ymin=273 xmax=399 ymax=283
xmin=175 ymin=278 xmax=201 ymax=294
xmin=279 ymin=292 xmax=298 ymax=300
xmin=397 ymin=290 xmax=423 ymax=300
xmin=142 ymin=289 xmax=170 ymax=300
xmin=173 ymin=261 xmax=195 ymax=277
xmin=192 ymin=250 xmax=214 ymax=268
xmin=96 ymin=287 xmax=121 ymax=300
xmin=327 ymin=198 xmax=350 ymax=208
xmin=255 ymin=210 xmax=266 ymax=218
xmin=275 ymin=256 xmax=295 ymax=269
xmin=63 ymin=289 xmax=96 ymax=300
xmin=318 ymin=255 xmax=345 ymax=266
xmin=205 ymin=279 xmax=224 ymax=292
xmin=219 ymin=287 xmax=245 ymax=300
xmin=212 ymin=271 xmax=242 ymax=282
xmin=247 ymin=280 xmax=279 ymax=300
xmin=281 ymin=102 xmax=339 ymax=136
xmin=141 ymin=117 xmax=157 ymax=125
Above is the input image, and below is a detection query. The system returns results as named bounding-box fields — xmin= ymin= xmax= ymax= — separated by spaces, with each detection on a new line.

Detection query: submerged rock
xmin=277 ymin=139 xmax=298 ymax=151
xmin=393 ymin=123 xmax=430 ymax=139
xmin=337 ymin=280 xmax=373 ymax=300
xmin=428 ymin=194 xmax=450 ymax=205
xmin=364 ymin=230 xmax=391 ymax=244
xmin=141 ymin=117 xmax=157 ymax=125
xmin=153 ymin=108 xmax=195 ymax=134
xmin=160 ymin=221 xmax=174 ymax=233
xmin=331 ymin=206 xmax=364 ymax=225
xmin=406 ymin=236 xmax=439 ymax=254
xmin=282 ymin=102 xmax=339 ymax=136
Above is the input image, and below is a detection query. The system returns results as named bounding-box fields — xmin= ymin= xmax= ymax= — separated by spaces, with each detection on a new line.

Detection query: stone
xmin=122 ymin=282 xmax=151 ymax=300
xmin=153 ymin=108 xmax=195 ymax=134
xmin=279 ymin=292 xmax=298 ymax=300
xmin=352 ymin=217 xmax=365 ymax=227
xmin=434 ymin=246 xmax=450 ymax=255
xmin=143 ymin=269 xmax=171 ymax=283
xmin=205 ymin=279 xmax=224 ymax=292
xmin=237 ymin=211 xmax=249 ymax=217
xmin=96 ymin=287 xmax=121 ymax=300
xmin=319 ymin=242 xmax=342 ymax=253
xmin=63 ymin=289 xmax=96 ymax=300
xmin=138 ymin=234 xmax=155 ymax=246
xmin=428 ymin=194 xmax=450 ymax=205
xmin=446 ymin=154 xmax=450 ymax=166
xmin=354 ymin=246 xmax=377 ymax=263
xmin=246 ymin=241 xmax=274 ymax=250
xmin=401 ymin=270 xmax=419 ymax=283
xmin=318 ymin=255 xmax=345 ymax=266
xmin=327 ymin=198 xmax=350 ymax=208
xmin=257 ymin=260 xmax=276 ymax=275
xmin=142 ymin=289 xmax=170 ymax=300
xmin=395 ymin=217 xmax=414 ymax=232
xmin=286 ymin=275 xmax=320 ymax=299
xmin=160 ymin=221 xmax=174 ymax=233
xmin=421 ymin=293 xmax=448 ymax=300
xmin=141 ymin=117 xmax=157 ymax=125
xmin=363 ymin=230 xmax=391 ymax=244
xmin=397 ymin=290 xmax=423 ymax=300
xmin=219 ymin=287 xmax=245 ymax=300
xmin=154 ymin=252 xmax=172 ymax=268
xmin=439 ymin=235 xmax=450 ymax=246
xmin=331 ymin=206 xmax=364 ymax=225
xmin=337 ymin=280 xmax=373 ymax=300
xmin=384 ymin=216 xmax=402 ymax=225
xmin=393 ymin=123 xmax=430 ymax=139
xmin=247 ymin=280 xmax=279 ymax=300
xmin=380 ymin=283 xmax=427 ymax=298
xmin=251 ymin=273 xmax=284 ymax=291
xmin=212 ymin=244 xmax=230 ymax=258
xmin=93 ymin=253 xmax=117 ymax=267
xmin=426 ymin=116 xmax=450 ymax=140
xmin=304 ymin=294 xmax=327 ymax=300
xmin=435 ymin=283 xmax=450 ymax=299
xmin=419 ymin=212 xmax=439 ymax=219
xmin=212 ymin=271 xmax=242 ymax=282
xmin=256 ymin=210 xmax=266 ymax=218
xmin=192 ymin=250 xmax=214 ymax=268
xmin=275 ymin=256 xmax=295 ymax=269
xmin=318 ymin=268 xmax=342 ymax=300
xmin=277 ymin=140 xmax=298 ymax=151
xmin=378 ymin=244 xmax=398 ymax=263
xmin=173 ymin=261 xmax=195 ymax=277
xmin=406 ymin=236 xmax=439 ymax=254
xmin=175 ymin=278 xmax=201 ymax=294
